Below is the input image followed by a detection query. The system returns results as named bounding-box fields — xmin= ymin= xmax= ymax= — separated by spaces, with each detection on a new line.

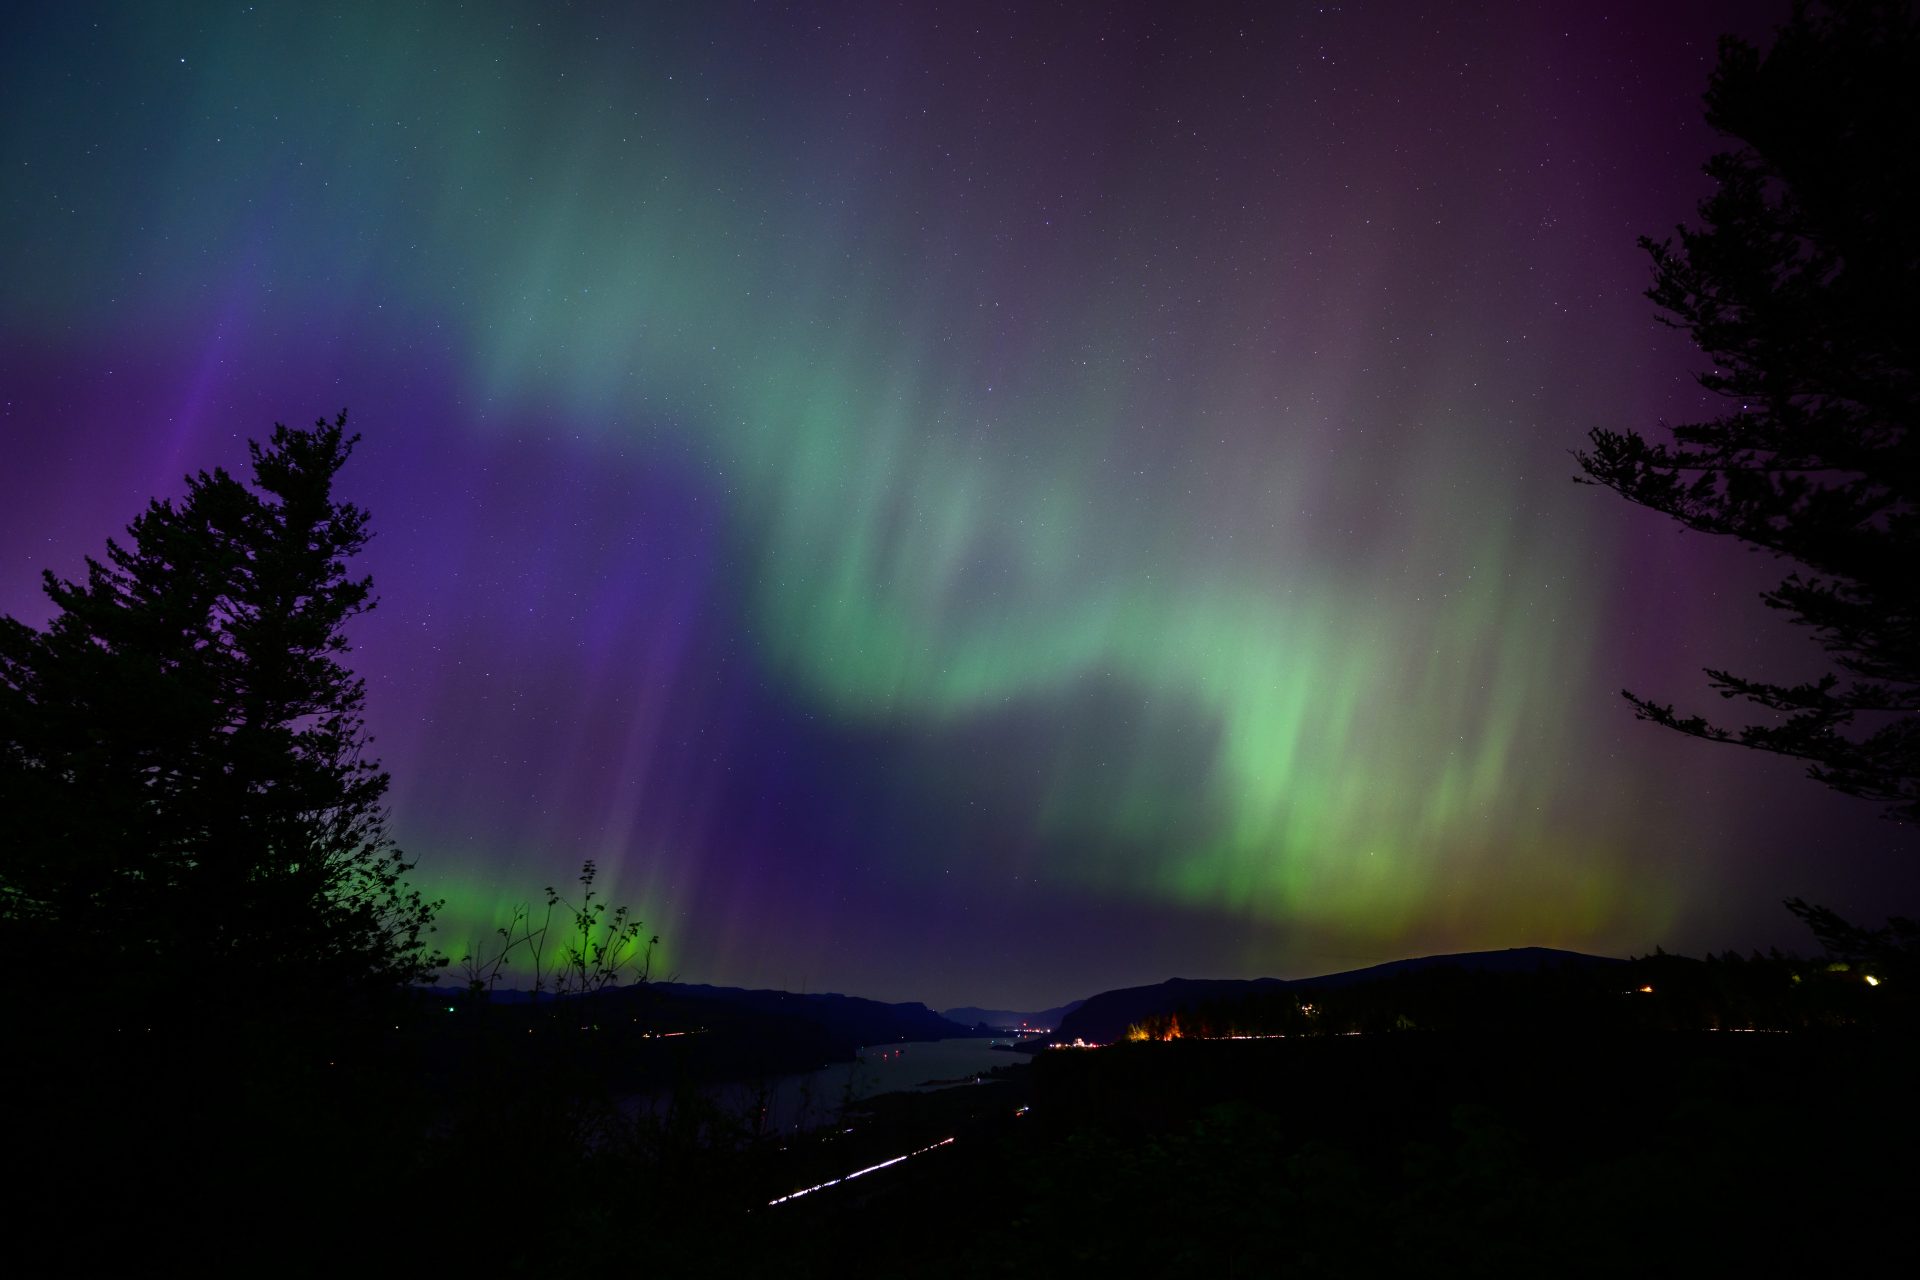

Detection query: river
xmin=671 ymin=1036 xmax=1027 ymax=1136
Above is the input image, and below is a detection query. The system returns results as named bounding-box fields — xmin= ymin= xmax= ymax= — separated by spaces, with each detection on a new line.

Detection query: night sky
xmin=3 ymin=1 xmax=1913 ymax=1010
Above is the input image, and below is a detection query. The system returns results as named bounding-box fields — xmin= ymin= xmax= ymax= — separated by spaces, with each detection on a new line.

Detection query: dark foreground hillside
xmin=14 ymin=984 xmax=1915 ymax=1274
xmin=745 ymin=1029 xmax=1917 ymax=1277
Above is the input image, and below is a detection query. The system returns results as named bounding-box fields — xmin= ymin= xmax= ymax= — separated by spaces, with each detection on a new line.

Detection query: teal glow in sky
xmin=2 ymin=1 xmax=1911 ymax=1008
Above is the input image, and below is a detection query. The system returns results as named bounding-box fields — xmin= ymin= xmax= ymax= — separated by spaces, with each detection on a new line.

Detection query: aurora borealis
xmin=3 ymin=1 xmax=1913 ymax=1009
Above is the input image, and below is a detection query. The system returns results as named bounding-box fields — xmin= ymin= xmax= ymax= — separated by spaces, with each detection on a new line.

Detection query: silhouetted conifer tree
xmin=1577 ymin=1 xmax=1918 ymax=819
xmin=0 ymin=413 xmax=439 ymax=1023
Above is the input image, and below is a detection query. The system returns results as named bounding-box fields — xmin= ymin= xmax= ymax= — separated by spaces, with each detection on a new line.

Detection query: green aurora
xmin=3 ymin=2 xmax=1905 ymax=1006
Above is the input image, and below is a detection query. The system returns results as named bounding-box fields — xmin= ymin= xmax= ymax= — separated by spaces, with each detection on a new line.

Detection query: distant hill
xmin=942 ymin=1000 xmax=1084 ymax=1032
xmin=649 ymin=982 xmax=976 ymax=1047
xmin=413 ymin=981 xmax=979 ymax=1087
xmin=424 ymin=981 xmax=975 ymax=1048
xmin=1049 ymin=948 xmax=1627 ymax=1045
